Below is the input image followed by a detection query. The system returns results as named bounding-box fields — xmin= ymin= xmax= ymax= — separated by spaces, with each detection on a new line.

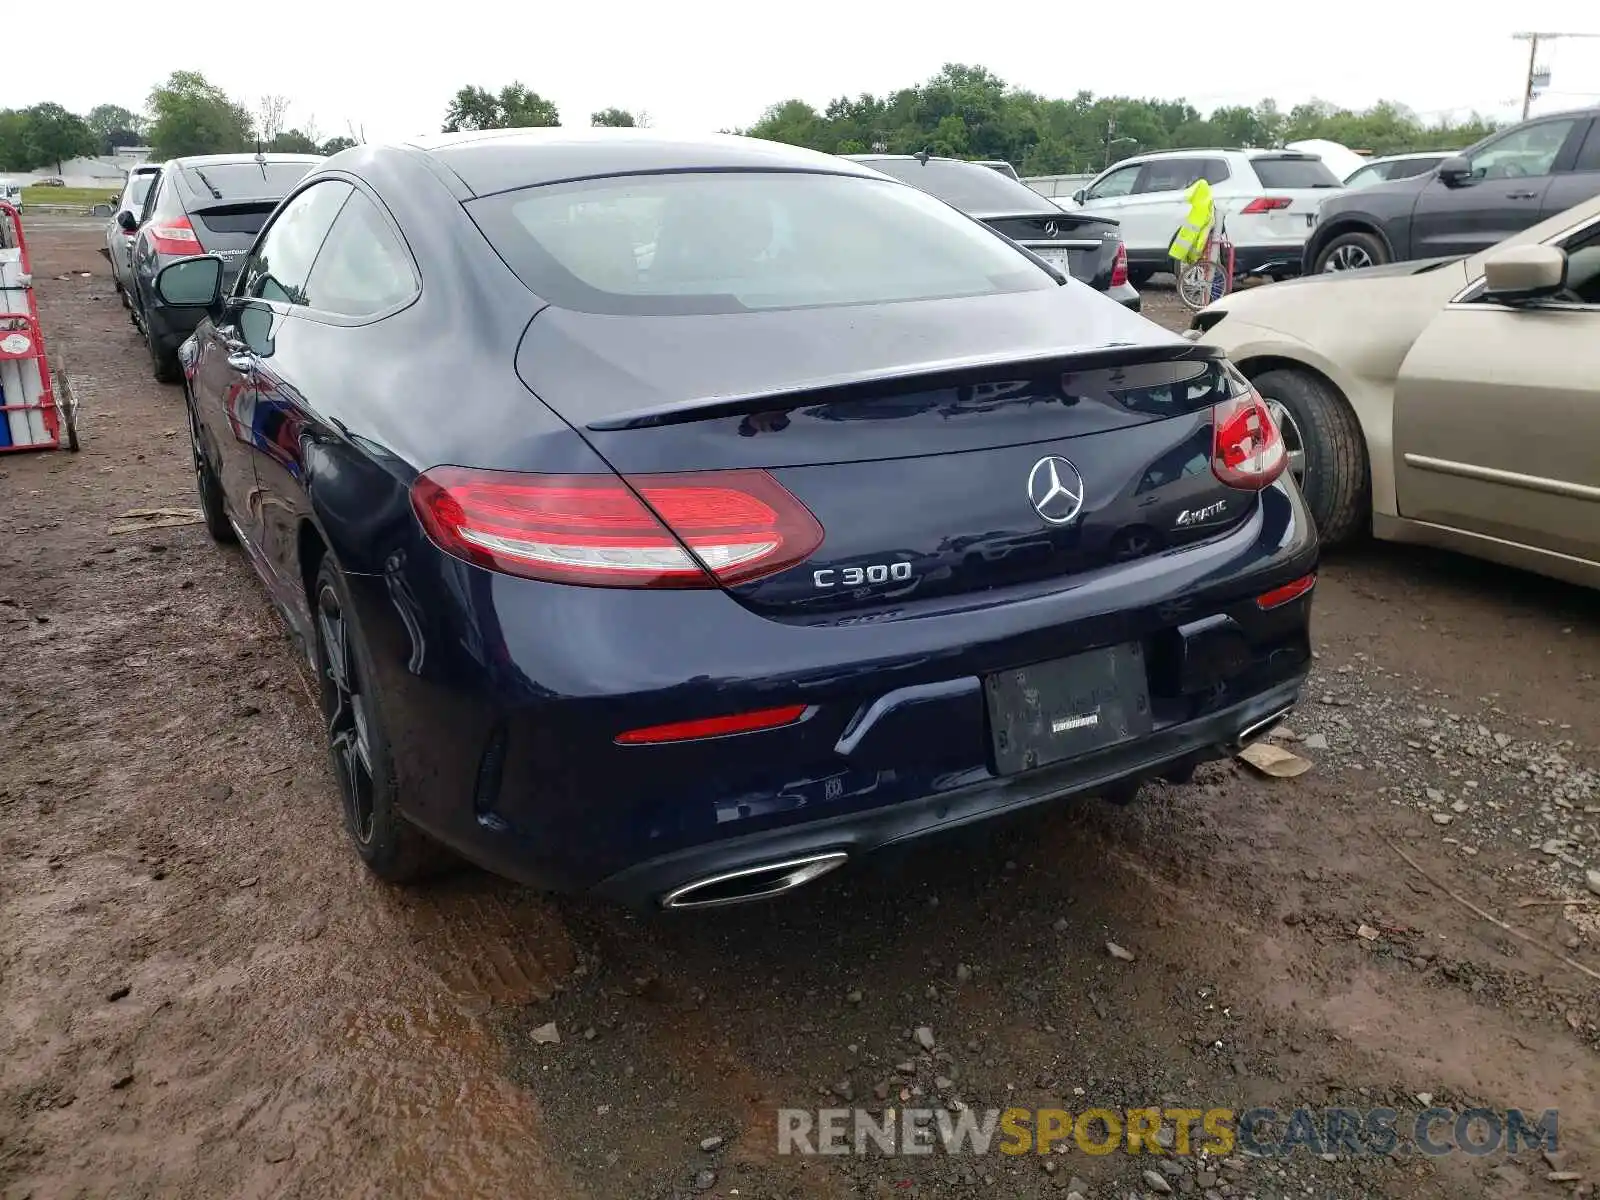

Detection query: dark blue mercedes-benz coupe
xmin=154 ymin=128 xmax=1318 ymax=909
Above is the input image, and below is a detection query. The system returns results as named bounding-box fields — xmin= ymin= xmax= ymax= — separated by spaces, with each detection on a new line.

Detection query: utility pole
xmin=1513 ymin=32 xmax=1600 ymax=119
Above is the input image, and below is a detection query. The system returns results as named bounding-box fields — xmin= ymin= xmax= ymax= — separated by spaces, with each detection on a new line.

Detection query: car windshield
xmin=468 ymin=170 xmax=1054 ymax=316
xmin=1251 ymin=157 xmax=1342 ymax=188
xmin=855 ymin=158 xmax=1049 ymax=214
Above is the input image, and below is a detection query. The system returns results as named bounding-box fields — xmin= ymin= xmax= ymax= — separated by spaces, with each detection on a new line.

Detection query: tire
xmin=1251 ymin=367 xmax=1369 ymax=547
xmin=1127 ymin=266 xmax=1156 ymax=288
xmin=1177 ymin=260 xmax=1229 ymax=310
xmin=1313 ymin=229 xmax=1388 ymax=274
xmin=147 ymin=330 xmax=182 ymax=384
xmin=312 ymin=556 xmax=446 ymax=883
xmin=186 ymin=393 xmax=235 ymax=544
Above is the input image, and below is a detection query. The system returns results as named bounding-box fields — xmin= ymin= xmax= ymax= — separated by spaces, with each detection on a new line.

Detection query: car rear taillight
xmin=1110 ymin=241 xmax=1129 ymax=288
xmin=1239 ymin=197 xmax=1292 ymax=214
xmin=411 ymin=466 xmax=825 ymax=588
xmin=149 ymin=216 xmax=201 ymax=256
xmin=1211 ymin=390 xmax=1287 ymax=490
xmin=615 ymin=705 xmax=810 ymax=745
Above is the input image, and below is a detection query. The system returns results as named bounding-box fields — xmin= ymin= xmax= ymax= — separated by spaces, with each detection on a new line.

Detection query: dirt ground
xmin=2 ymin=221 xmax=1597 ymax=1200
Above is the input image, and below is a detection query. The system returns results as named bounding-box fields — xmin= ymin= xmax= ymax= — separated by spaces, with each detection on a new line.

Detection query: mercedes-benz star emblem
xmin=1028 ymin=456 xmax=1086 ymax=525
xmin=1043 ymin=220 xmax=1059 ymax=236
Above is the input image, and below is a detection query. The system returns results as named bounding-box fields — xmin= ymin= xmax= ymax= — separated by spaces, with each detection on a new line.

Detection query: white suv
xmin=1063 ymin=149 xmax=1344 ymax=284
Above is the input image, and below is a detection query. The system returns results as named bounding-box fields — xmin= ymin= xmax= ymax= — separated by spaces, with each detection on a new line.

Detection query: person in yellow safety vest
xmin=1168 ymin=177 xmax=1215 ymax=267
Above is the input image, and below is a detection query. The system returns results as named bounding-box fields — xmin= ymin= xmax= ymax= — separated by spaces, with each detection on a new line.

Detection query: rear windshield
xmin=856 ymin=158 xmax=1048 ymax=214
xmin=468 ymin=170 xmax=1055 ymax=316
xmin=1251 ymin=157 xmax=1342 ymax=189
xmin=181 ymin=161 xmax=316 ymax=202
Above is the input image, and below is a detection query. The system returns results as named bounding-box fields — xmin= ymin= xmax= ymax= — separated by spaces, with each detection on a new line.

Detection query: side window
xmin=1200 ymin=158 xmax=1232 ymax=185
xmin=303 ymin=192 xmax=417 ymax=316
xmin=1467 ymin=119 xmax=1578 ymax=180
xmin=1135 ymin=158 xmax=1204 ymax=194
xmin=1344 ymin=164 xmax=1382 ymax=189
xmin=1085 ymin=165 xmax=1140 ymax=201
xmin=1573 ymin=121 xmax=1600 ymax=174
xmin=236 ymin=181 xmax=353 ymax=306
xmin=140 ymin=172 xmax=166 ymax=223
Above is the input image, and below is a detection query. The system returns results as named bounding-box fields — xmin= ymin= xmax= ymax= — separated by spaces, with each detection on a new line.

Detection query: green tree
xmin=442 ymin=83 xmax=559 ymax=132
xmin=16 ymin=103 xmax=96 ymax=173
xmin=268 ymin=129 xmax=321 ymax=154
xmin=145 ymin=71 xmax=253 ymax=159
xmin=743 ymin=65 xmax=1500 ymax=177
xmin=591 ymin=107 xmax=637 ymax=127
xmin=0 ymin=109 xmax=30 ymax=169
xmin=320 ymin=135 xmax=358 ymax=155
xmin=86 ymin=103 xmax=144 ymax=153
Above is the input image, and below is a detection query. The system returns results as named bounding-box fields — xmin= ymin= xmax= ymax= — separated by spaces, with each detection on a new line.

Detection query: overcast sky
xmin=8 ymin=0 xmax=1600 ymax=141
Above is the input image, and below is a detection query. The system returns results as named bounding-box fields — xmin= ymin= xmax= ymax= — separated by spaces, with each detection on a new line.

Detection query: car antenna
xmin=254 ymin=138 xmax=268 ymax=179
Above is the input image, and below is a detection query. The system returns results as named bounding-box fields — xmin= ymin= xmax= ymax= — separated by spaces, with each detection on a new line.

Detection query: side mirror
xmin=1481 ymin=244 xmax=1567 ymax=303
xmin=155 ymin=255 xmax=225 ymax=310
xmin=1072 ymin=188 xmax=1088 ymax=205
xmin=116 ymin=209 xmax=138 ymax=232
xmin=1436 ymin=156 xmax=1472 ymax=187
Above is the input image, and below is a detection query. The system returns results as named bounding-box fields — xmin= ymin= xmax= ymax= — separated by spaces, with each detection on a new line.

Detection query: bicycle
xmin=1176 ymin=219 xmax=1235 ymax=311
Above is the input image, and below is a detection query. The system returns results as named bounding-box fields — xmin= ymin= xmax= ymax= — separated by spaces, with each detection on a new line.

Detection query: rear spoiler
xmin=587 ymin=341 xmax=1227 ymax=432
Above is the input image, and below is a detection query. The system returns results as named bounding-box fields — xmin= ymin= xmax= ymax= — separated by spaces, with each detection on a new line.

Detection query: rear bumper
xmin=592 ymin=675 xmax=1302 ymax=907
xmin=1108 ymin=280 xmax=1141 ymax=311
xmin=1230 ymin=244 xmax=1305 ymax=279
xmin=352 ymin=480 xmax=1318 ymax=907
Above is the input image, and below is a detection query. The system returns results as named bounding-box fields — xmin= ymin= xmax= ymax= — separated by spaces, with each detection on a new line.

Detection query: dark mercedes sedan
xmin=154 ymin=129 xmax=1316 ymax=909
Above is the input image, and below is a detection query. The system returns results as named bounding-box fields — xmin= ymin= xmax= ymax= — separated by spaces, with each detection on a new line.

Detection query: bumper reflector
xmin=616 ymin=704 xmax=808 ymax=745
xmin=1256 ymin=573 xmax=1316 ymax=610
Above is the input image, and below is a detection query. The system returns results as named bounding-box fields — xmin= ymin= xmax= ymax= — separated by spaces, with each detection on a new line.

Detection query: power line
xmin=1512 ymin=32 xmax=1600 ymax=119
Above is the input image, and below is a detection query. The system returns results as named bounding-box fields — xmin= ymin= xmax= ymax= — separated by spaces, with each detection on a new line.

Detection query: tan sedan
xmin=1193 ymin=193 xmax=1600 ymax=589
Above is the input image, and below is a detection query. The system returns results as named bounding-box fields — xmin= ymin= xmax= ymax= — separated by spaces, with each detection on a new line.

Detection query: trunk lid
xmin=1227 ymin=154 xmax=1346 ymax=241
xmin=189 ymin=203 xmax=279 ymax=282
xmin=517 ymin=290 xmax=1255 ymax=622
xmin=980 ymin=212 xmax=1122 ymax=290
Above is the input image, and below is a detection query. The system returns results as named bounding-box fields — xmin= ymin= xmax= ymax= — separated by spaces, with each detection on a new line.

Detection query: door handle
xmin=1506 ymin=190 xmax=1539 ymax=200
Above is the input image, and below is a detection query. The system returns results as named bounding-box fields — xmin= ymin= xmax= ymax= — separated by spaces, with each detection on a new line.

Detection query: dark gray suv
xmin=1304 ymin=107 xmax=1600 ymax=273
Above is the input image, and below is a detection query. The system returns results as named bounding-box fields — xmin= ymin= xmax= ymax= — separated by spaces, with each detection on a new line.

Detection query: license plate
xmin=1033 ymin=246 xmax=1074 ymax=270
xmin=986 ymin=643 xmax=1152 ymax=775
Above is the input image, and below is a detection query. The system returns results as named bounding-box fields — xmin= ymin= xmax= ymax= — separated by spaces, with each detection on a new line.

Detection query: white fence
xmin=1023 ymin=172 xmax=1095 ymax=200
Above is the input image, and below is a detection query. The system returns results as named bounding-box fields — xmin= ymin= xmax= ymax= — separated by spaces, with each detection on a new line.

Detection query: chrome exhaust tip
xmin=661 ymin=852 xmax=849 ymax=910
xmin=1233 ymin=704 xmax=1296 ymax=751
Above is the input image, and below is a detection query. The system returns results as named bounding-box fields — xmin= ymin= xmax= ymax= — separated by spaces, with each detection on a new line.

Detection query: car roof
xmin=167 ymin=152 xmax=322 ymax=167
xmin=1118 ymin=147 xmax=1317 ymax=158
xmin=406 ymin=128 xmax=880 ymax=197
xmin=1359 ymin=151 xmax=1455 ymax=164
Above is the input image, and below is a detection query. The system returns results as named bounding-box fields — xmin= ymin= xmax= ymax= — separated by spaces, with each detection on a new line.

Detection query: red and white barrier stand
xmin=0 ymin=201 xmax=79 ymax=453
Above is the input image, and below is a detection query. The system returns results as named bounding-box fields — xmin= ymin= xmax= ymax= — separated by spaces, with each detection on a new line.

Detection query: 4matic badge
xmin=1176 ymin=500 xmax=1229 ymax=527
